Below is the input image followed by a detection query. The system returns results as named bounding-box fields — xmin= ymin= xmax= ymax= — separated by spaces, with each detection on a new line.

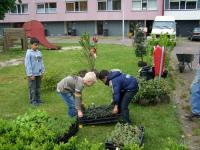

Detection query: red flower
xmin=92 ymin=37 xmax=98 ymax=43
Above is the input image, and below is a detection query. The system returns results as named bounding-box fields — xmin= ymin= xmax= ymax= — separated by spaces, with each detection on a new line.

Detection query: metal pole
xmin=159 ymin=46 xmax=165 ymax=80
xmin=122 ymin=1 xmax=124 ymax=41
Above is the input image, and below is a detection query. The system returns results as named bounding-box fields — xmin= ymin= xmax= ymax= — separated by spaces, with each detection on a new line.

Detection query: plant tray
xmin=105 ymin=126 xmax=144 ymax=150
xmin=78 ymin=114 xmax=120 ymax=125
xmin=57 ymin=121 xmax=79 ymax=143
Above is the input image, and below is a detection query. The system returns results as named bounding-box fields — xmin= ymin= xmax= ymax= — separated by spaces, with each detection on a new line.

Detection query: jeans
xmin=191 ymin=83 xmax=200 ymax=115
xmin=28 ymin=76 xmax=41 ymax=103
xmin=58 ymin=92 xmax=76 ymax=117
xmin=120 ymin=90 xmax=138 ymax=124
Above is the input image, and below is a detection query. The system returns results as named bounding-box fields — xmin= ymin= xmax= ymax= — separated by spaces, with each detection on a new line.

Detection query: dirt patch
xmin=0 ymin=58 xmax=24 ymax=68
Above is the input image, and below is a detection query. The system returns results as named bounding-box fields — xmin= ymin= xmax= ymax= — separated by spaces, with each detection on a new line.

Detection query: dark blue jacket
xmin=106 ymin=71 xmax=138 ymax=105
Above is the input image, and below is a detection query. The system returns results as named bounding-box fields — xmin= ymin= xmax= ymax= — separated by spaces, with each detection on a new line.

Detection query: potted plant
xmin=105 ymin=123 xmax=144 ymax=149
xmin=133 ymin=24 xmax=147 ymax=67
xmin=133 ymin=78 xmax=170 ymax=105
xmin=78 ymin=104 xmax=120 ymax=125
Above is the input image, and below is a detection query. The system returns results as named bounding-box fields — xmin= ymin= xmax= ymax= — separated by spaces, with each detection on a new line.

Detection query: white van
xmin=151 ymin=16 xmax=176 ymax=37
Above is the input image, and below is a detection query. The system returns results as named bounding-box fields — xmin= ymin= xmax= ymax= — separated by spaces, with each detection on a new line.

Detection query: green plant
xmin=133 ymin=78 xmax=171 ymax=104
xmin=42 ymin=71 xmax=62 ymax=91
xmin=79 ymin=33 xmax=98 ymax=70
xmin=0 ymin=110 xmax=77 ymax=149
xmin=133 ymin=24 xmax=147 ymax=64
xmin=106 ymin=123 xmax=143 ymax=148
xmin=147 ymin=33 xmax=176 ymax=68
xmin=83 ymin=104 xmax=115 ymax=119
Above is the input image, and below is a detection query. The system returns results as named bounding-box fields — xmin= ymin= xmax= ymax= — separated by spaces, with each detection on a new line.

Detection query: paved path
xmin=171 ymin=38 xmax=200 ymax=150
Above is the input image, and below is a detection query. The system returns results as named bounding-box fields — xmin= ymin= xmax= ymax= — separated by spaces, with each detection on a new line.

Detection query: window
xmin=186 ymin=0 xmax=197 ymax=9
xmin=112 ymin=0 xmax=121 ymax=10
xmin=97 ymin=0 xmax=121 ymax=11
xmin=142 ymin=0 xmax=147 ymax=10
xmin=132 ymin=0 xmax=142 ymax=10
xmin=170 ymin=0 xmax=179 ymax=9
xmin=98 ymin=1 xmax=107 ymax=10
xmin=132 ymin=0 xmax=157 ymax=10
xmin=36 ymin=3 xmax=57 ymax=13
xmin=148 ymin=0 xmax=157 ymax=10
xmin=169 ymin=0 xmax=197 ymax=9
xmin=10 ymin=4 xmax=28 ymax=14
xmin=66 ymin=1 xmax=87 ymax=12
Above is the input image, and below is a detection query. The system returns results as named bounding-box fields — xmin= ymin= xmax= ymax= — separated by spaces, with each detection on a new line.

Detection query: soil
xmin=171 ymin=39 xmax=200 ymax=150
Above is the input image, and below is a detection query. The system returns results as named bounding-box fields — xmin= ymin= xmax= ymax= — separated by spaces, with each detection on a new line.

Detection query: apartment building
xmin=165 ymin=0 xmax=200 ymax=36
xmin=0 ymin=0 xmax=163 ymax=36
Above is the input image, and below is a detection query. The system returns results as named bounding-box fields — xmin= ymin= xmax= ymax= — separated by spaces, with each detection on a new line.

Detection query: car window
xmin=193 ymin=28 xmax=200 ymax=32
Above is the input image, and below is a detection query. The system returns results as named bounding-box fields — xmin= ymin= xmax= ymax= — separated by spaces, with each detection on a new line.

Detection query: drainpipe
xmin=162 ymin=0 xmax=164 ymax=16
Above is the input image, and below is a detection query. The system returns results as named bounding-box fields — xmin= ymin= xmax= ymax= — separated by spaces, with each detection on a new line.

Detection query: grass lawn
xmin=0 ymin=43 xmax=183 ymax=149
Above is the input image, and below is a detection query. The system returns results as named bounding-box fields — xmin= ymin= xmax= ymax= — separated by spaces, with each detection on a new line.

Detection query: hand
xmin=77 ymin=110 xmax=83 ymax=118
xmin=30 ymin=76 xmax=35 ymax=80
xmin=41 ymin=74 xmax=44 ymax=80
xmin=112 ymin=105 xmax=118 ymax=114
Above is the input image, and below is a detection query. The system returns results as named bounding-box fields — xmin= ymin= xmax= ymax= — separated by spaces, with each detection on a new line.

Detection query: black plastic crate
xmin=78 ymin=114 xmax=120 ymax=125
xmin=57 ymin=121 xmax=79 ymax=143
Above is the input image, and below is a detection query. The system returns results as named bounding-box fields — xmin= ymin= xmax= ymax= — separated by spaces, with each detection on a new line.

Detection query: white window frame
xmin=132 ymin=0 xmax=157 ymax=11
xmin=169 ymin=0 xmax=197 ymax=10
xmin=66 ymin=1 xmax=88 ymax=12
xmin=36 ymin=2 xmax=57 ymax=14
xmin=10 ymin=3 xmax=28 ymax=14
xmin=97 ymin=0 xmax=121 ymax=11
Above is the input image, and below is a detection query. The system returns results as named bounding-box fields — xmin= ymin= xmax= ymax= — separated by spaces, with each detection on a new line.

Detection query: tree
xmin=134 ymin=24 xmax=147 ymax=67
xmin=79 ymin=33 xmax=98 ymax=70
xmin=0 ymin=0 xmax=16 ymax=20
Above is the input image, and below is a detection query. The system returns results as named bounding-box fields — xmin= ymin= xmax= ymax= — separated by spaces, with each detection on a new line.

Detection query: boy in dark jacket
xmin=99 ymin=69 xmax=138 ymax=124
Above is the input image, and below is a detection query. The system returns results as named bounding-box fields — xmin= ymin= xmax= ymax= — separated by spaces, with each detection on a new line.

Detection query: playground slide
xmin=23 ymin=20 xmax=60 ymax=50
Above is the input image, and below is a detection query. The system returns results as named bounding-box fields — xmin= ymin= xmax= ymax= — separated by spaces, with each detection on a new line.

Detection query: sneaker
xmin=185 ymin=113 xmax=200 ymax=121
xmin=36 ymin=99 xmax=43 ymax=103
xmin=31 ymin=100 xmax=39 ymax=106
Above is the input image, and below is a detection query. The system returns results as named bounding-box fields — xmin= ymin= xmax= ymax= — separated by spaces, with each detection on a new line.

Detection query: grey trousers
xmin=28 ymin=76 xmax=41 ymax=103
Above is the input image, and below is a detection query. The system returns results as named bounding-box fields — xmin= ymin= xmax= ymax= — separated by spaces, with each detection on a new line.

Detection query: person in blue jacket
xmin=99 ymin=69 xmax=138 ymax=124
xmin=187 ymin=57 xmax=200 ymax=120
xmin=25 ymin=37 xmax=45 ymax=106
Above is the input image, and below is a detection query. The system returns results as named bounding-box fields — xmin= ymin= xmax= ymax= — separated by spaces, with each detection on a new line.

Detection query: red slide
xmin=23 ymin=20 xmax=60 ymax=50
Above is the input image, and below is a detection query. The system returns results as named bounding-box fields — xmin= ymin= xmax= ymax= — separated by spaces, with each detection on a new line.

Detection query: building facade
xmin=0 ymin=0 xmax=163 ymax=36
xmin=165 ymin=0 xmax=200 ymax=36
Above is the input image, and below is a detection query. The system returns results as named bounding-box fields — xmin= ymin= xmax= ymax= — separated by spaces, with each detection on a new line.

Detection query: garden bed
xmin=78 ymin=105 xmax=121 ymax=125
xmin=105 ymin=123 xmax=144 ymax=150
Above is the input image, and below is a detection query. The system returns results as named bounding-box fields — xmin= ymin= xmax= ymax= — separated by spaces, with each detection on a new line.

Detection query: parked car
xmin=188 ymin=27 xmax=200 ymax=41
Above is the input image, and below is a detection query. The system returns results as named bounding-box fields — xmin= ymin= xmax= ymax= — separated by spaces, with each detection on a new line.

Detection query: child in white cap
xmin=57 ymin=71 xmax=97 ymax=118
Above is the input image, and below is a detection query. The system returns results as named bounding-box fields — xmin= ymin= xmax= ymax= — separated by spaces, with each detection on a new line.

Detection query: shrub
xmin=0 ymin=110 xmax=76 ymax=149
xmin=133 ymin=78 xmax=171 ymax=105
xmin=42 ymin=71 xmax=62 ymax=91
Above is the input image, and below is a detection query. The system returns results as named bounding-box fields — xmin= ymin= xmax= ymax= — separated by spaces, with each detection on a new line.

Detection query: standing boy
xmin=99 ymin=69 xmax=138 ymax=124
xmin=25 ymin=37 xmax=45 ymax=106
xmin=57 ymin=72 xmax=97 ymax=118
